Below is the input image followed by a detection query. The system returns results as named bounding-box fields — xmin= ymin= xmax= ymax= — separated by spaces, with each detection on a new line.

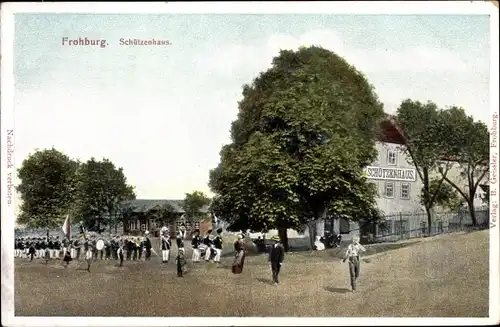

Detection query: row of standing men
xmin=15 ymin=225 xmax=225 ymax=265
xmin=14 ymin=234 xmax=153 ymax=262
xmin=161 ymin=227 xmax=224 ymax=264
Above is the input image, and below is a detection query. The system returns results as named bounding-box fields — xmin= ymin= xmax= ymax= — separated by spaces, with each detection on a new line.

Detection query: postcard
xmin=1 ymin=2 xmax=498 ymax=326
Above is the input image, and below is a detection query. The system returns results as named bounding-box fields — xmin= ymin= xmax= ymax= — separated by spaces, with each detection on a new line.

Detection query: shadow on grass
xmin=324 ymin=286 xmax=350 ymax=294
xmin=361 ymin=241 xmax=420 ymax=257
xmin=256 ymin=277 xmax=273 ymax=285
xmin=222 ymin=240 xmax=421 ymax=263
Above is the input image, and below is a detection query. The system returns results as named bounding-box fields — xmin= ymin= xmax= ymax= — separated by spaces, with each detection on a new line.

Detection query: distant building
xmin=124 ymin=199 xmax=212 ymax=238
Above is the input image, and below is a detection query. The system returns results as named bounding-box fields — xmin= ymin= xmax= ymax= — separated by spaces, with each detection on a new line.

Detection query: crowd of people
xmin=14 ymin=224 xmax=248 ymax=276
xmin=15 ymin=223 xmax=366 ymax=290
xmin=14 ymin=233 xmax=153 ymax=264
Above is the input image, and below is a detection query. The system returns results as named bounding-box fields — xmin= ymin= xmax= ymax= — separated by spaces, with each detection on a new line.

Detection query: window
xmin=387 ymin=150 xmax=397 ymax=166
xmin=176 ymin=219 xmax=192 ymax=232
xmin=400 ymin=183 xmax=410 ymax=200
xmin=130 ymin=220 xmax=137 ymax=230
xmin=384 ymin=182 xmax=394 ymax=198
xmin=339 ymin=218 xmax=350 ymax=234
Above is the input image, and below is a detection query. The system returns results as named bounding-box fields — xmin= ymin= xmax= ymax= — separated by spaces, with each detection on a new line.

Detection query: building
xmin=365 ymin=117 xmax=421 ymax=214
xmin=123 ymin=199 xmax=212 ymax=238
xmin=362 ymin=116 xmax=489 ymax=213
xmin=320 ymin=116 xmax=489 ymax=241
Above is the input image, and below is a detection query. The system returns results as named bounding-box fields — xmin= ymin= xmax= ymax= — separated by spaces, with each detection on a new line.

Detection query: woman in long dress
xmin=63 ymin=241 xmax=73 ymax=268
xmin=232 ymin=234 xmax=246 ymax=274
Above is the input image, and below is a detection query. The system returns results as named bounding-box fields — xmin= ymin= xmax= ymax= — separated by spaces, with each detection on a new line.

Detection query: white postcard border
xmin=489 ymin=3 xmax=500 ymax=322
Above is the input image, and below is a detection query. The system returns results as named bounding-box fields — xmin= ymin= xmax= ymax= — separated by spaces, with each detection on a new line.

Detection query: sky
xmin=13 ymin=14 xmax=491 ymax=204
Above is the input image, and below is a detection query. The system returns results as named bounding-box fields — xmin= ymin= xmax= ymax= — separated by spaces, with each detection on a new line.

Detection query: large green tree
xmin=73 ymin=158 xmax=135 ymax=232
xmin=16 ymin=148 xmax=79 ymax=232
xmin=112 ymin=199 xmax=137 ymax=234
xmin=182 ymin=191 xmax=211 ymax=222
xmin=155 ymin=203 xmax=178 ymax=227
xmin=396 ymin=100 xmax=453 ymax=234
xmin=209 ymin=46 xmax=384 ymax=250
xmin=437 ymin=106 xmax=489 ymax=225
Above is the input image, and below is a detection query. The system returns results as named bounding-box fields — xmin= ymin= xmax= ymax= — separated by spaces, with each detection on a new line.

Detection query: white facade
xmin=367 ymin=142 xmax=424 ymax=215
xmin=366 ymin=141 xmax=489 ymax=217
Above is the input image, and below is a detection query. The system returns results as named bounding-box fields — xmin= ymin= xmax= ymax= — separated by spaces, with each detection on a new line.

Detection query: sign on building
xmin=365 ymin=166 xmax=416 ymax=182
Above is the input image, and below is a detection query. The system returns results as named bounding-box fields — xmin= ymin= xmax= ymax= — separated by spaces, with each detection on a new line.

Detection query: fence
xmin=363 ymin=209 xmax=490 ymax=243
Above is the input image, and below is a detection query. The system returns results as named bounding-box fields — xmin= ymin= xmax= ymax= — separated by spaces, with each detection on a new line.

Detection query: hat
xmin=270 ymin=235 xmax=280 ymax=241
xmin=352 ymin=235 xmax=360 ymax=243
xmin=145 ymin=231 xmax=149 ymax=235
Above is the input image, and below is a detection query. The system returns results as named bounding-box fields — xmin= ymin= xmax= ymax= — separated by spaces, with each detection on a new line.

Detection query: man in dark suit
xmin=268 ymin=235 xmax=285 ymax=285
xmin=144 ymin=231 xmax=152 ymax=260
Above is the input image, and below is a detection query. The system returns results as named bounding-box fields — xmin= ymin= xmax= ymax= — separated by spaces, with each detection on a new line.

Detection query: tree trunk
xmin=307 ymin=221 xmax=315 ymax=250
xmin=468 ymin=200 xmax=478 ymax=226
xmin=315 ymin=219 xmax=325 ymax=239
xmin=277 ymin=227 xmax=289 ymax=252
xmin=425 ymin=207 xmax=432 ymax=236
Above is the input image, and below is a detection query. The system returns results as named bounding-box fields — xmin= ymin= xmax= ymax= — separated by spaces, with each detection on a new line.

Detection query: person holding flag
xmin=61 ymin=214 xmax=73 ymax=267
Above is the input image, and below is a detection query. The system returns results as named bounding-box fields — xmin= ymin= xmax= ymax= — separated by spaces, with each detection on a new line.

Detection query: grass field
xmin=14 ymin=230 xmax=489 ymax=317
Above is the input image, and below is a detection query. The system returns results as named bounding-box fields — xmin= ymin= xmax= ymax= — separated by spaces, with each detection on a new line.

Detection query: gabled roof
xmin=378 ymin=115 xmax=406 ymax=145
xmin=128 ymin=199 xmax=210 ymax=214
xmin=130 ymin=199 xmax=185 ymax=213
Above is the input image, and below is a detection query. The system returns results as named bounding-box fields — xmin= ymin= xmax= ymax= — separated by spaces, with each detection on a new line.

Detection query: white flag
xmin=61 ymin=214 xmax=70 ymax=239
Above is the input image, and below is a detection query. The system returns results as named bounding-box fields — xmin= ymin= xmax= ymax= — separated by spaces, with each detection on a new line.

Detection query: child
xmin=176 ymin=248 xmax=186 ymax=277
xmin=342 ymin=235 xmax=366 ymax=292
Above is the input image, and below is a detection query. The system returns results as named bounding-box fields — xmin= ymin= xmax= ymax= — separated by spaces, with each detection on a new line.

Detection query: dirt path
xmin=14 ymin=231 xmax=489 ymax=317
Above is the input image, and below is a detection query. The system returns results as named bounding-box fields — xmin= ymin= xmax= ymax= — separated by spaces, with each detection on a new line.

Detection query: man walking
xmin=268 ymin=235 xmax=284 ymax=285
xmin=144 ymin=231 xmax=152 ymax=260
xmin=213 ymin=228 xmax=223 ymax=264
xmin=342 ymin=235 xmax=366 ymax=292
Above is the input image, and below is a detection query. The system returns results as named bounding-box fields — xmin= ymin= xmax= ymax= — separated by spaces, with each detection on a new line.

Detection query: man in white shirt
xmin=342 ymin=235 xmax=366 ymax=292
